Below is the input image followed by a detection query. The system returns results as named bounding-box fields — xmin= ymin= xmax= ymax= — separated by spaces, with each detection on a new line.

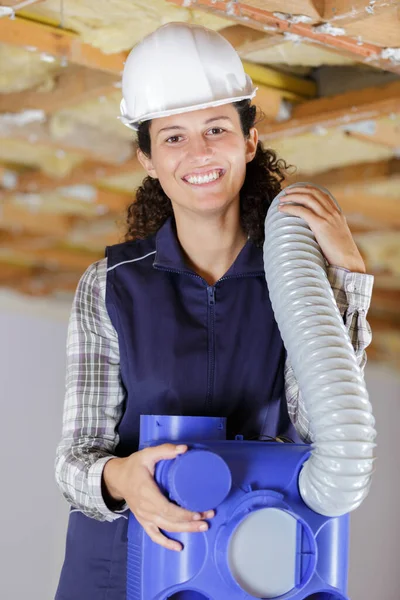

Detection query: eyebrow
xmin=157 ymin=116 xmax=232 ymax=135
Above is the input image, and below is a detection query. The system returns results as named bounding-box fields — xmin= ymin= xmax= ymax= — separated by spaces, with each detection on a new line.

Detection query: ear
xmin=137 ymin=147 xmax=158 ymax=179
xmin=245 ymin=127 xmax=258 ymax=163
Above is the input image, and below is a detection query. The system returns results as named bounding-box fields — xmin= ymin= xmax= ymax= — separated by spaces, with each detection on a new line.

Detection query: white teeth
xmin=186 ymin=170 xmax=221 ymax=185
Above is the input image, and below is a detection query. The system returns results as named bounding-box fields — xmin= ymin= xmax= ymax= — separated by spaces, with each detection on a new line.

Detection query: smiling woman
xmin=128 ymin=100 xmax=290 ymax=253
xmin=54 ymin=21 xmax=375 ymax=600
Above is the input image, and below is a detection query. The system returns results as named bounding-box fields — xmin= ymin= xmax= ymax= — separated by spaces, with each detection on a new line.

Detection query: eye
xmin=207 ymin=127 xmax=225 ymax=135
xmin=166 ymin=135 xmax=183 ymax=144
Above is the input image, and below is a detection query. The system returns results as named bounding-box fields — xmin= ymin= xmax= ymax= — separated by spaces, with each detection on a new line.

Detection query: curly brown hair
xmin=124 ymin=100 xmax=292 ymax=247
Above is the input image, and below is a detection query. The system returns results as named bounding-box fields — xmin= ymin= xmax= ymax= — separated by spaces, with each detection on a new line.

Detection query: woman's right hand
xmin=102 ymin=444 xmax=214 ymax=551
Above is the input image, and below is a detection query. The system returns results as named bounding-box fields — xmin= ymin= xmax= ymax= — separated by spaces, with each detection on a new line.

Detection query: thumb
xmin=142 ymin=443 xmax=187 ymax=469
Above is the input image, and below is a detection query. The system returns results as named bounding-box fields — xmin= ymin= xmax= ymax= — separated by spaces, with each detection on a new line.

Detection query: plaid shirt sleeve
xmin=55 ymin=258 xmax=128 ymax=522
xmin=285 ymin=265 xmax=375 ymax=443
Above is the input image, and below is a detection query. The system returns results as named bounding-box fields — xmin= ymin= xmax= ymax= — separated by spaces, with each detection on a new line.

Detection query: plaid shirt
xmin=55 ymin=258 xmax=374 ymax=522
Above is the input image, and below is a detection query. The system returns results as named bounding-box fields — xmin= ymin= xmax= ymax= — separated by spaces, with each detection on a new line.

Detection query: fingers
xmin=140 ymin=512 xmax=210 ymax=534
xmin=140 ymin=520 xmax=183 ymax=552
xmin=142 ymin=443 xmax=187 ymax=470
xmin=278 ymin=201 xmax=321 ymax=225
xmin=136 ymin=475 xmax=206 ymax=524
xmin=281 ymin=185 xmax=338 ymax=218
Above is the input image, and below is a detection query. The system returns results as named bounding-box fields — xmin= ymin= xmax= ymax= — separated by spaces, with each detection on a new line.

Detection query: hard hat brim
xmin=119 ymin=88 xmax=258 ymax=131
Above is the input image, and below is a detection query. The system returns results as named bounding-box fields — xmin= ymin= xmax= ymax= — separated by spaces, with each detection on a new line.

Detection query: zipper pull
xmin=207 ymin=286 xmax=215 ymax=305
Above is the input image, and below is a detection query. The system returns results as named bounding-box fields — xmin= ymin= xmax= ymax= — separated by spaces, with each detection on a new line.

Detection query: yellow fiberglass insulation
xmin=23 ymin=0 xmax=233 ymax=54
xmin=0 ymin=139 xmax=83 ymax=177
xmin=0 ymin=43 xmax=62 ymax=93
xmin=51 ymin=91 xmax=133 ymax=141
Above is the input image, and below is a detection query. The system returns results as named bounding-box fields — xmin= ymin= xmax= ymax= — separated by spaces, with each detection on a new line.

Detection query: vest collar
xmin=153 ymin=217 xmax=265 ymax=278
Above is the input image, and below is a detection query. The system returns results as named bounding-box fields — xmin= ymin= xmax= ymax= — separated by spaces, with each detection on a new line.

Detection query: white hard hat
xmin=119 ymin=22 xmax=257 ymax=131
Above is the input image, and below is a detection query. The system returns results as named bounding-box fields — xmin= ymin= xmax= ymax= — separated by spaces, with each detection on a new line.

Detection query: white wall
xmin=0 ymin=290 xmax=399 ymax=600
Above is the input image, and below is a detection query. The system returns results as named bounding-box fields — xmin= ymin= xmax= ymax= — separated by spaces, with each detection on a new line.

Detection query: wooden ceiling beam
xmin=0 ymin=15 xmax=127 ymax=74
xmin=258 ymin=81 xmax=400 ymax=139
xmin=168 ymin=1 xmax=400 ymax=75
xmin=0 ymin=65 xmax=120 ymax=114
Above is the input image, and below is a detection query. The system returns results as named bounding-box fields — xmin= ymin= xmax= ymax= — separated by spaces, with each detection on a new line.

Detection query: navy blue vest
xmin=56 ymin=217 xmax=297 ymax=599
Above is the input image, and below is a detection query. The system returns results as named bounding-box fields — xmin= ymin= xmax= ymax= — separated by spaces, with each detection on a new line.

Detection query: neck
xmin=174 ymin=210 xmax=248 ymax=285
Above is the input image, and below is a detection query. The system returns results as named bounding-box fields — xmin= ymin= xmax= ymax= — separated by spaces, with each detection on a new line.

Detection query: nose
xmin=187 ymin=134 xmax=213 ymax=164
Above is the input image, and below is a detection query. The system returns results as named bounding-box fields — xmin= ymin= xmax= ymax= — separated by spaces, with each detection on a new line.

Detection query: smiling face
xmin=137 ymin=103 xmax=258 ymax=221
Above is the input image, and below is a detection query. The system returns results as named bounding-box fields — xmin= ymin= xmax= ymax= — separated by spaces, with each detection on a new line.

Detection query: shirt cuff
xmin=88 ymin=455 xmax=128 ymax=521
xmin=327 ymin=265 xmax=374 ymax=311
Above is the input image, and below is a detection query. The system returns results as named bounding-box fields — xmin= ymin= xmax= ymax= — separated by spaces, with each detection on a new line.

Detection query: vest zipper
xmin=206 ymin=285 xmax=216 ymax=413
xmin=153 ymin=264 xmax=264 ymax=416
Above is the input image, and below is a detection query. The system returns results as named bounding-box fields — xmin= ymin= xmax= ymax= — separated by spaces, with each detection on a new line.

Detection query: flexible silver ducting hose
xmin=263 ymin=183 xmax=376 ymax=517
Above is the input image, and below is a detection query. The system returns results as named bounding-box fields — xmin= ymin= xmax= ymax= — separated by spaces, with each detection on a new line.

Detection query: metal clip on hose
xmin=263 ymin=183 xmax=376 ymax=517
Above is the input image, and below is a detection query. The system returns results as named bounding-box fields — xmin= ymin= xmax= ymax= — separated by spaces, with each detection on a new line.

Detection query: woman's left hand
xmin=278 ymin=185 xmax=366 ymax=274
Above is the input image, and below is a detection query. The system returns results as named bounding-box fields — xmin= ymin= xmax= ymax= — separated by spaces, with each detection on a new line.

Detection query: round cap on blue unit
xmin=168 ymin=449 xmax=232 ymax=513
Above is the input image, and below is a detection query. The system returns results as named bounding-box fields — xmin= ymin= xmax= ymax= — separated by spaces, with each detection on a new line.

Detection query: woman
xmin=55 ymin=23 xmax=374 ymax=599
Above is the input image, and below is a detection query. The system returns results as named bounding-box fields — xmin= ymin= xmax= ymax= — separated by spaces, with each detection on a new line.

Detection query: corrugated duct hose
xmin=263 ymin=182 xmax=377 ymax=517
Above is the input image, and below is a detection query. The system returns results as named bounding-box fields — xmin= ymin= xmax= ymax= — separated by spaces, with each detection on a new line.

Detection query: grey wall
xmin=0 ymin=291 xmax=399 ymax=599
xmin=348 ymin=363 xmax=400 ymax=600
xmin=0 ymin=292 xmax=70 ymax=600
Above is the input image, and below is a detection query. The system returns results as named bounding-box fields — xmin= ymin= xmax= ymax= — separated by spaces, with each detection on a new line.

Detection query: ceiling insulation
xmin=0 ymin=42 xmax=63 ymax=93
xmin=267 ymin=126 xmax=395 ymax=176
xmin=367 ymin=177 xmax=400 ymax=198
xmin=66 ymin=215 xmax=125 ymax=251
xmin=355 ymin=232 xmax=400 ymax=276
xmin=0 ymin=139 xmax=83 ymax=177
xmin=343 ymin=6 xmax=400 ymax=48
xmin=0 ymin=0 xmax=399 ymax=370
xmin=8 ymin=188 xmax=104 ymax=217
xmin=51 ymin=90 xmax=133 ymax=140
xmin=242 ymin=41 xmax=356 ymax=67
xmin=21 ymin=0 xmax=233 ymax=53
xmin=100 ymin=169 xmax=147 ymax=193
